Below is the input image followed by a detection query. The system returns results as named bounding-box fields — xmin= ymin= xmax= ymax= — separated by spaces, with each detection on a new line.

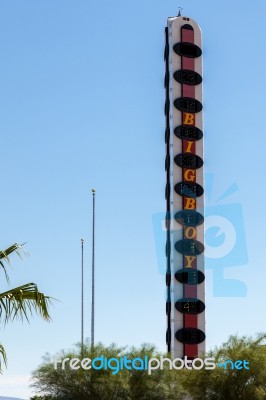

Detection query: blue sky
xmin=0 ymin=0 xmax=266 ymax=397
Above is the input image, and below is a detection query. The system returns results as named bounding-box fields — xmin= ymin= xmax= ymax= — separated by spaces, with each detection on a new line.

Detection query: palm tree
xmin=0 ymin=243 xmax=52 ymax=371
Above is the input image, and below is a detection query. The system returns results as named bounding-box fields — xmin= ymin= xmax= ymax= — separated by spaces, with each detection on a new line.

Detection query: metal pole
xmin=81 ymin=238 xmax=84 ymax=358
xmin=91 ymin=189 xmax=96 ymax=350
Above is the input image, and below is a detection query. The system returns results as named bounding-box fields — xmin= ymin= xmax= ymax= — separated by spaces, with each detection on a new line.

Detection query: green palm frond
xmin=0 ymin=243 xmax=26 ymax=283
xmin=0 ymin=283 xmax=53 ymax=323
xmin=0 ymin=343 xmax=7 ymax=372
xmin=0 ymin=243 xmax=23 ymax=260
xmin=0 ymin=242 xmax=53 ymax=373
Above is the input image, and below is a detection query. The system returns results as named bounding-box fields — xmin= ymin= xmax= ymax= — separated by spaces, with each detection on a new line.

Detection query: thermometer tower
xmin=164 ymin=14 xmax=206 ymax=359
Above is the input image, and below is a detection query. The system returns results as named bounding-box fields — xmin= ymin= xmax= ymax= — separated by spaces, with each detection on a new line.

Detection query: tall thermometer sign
xmin=165 ymin=15 xmax=206 ymax=359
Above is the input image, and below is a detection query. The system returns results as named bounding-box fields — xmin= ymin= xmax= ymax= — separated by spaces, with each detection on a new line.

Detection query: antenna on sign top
xmin=178 ymin=7 xmax=183 ymax=16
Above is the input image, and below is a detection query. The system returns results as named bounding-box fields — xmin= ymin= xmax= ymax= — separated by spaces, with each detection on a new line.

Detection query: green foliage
xmin=125 ymin=344 xmax=185 ymax=400
xmin=0 ymin=283 xmax=52 ymax=323
xmin=180 ymin=333 xmax=266 ymax=400
xmin=31 ymin=334 xmax=266 ymax=400
xmin=0 ymin=243 xmax=52 ymax=372
xmin=30 ymin=397 xmax=55 ymax=400
xmin=31 ymin=342 xmax=130 ymax=400
xmin=0 ymin=343 xmax=7 ymax=371
xmin=31 ymin=342 xmax=184 ymax=400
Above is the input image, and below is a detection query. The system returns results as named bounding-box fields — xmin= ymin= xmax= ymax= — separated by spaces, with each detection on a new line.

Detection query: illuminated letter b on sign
xmin=183 ymin=113 xmax=195 ymax=125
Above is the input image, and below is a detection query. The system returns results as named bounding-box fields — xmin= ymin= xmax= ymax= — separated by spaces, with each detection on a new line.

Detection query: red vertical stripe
xmin=182 ymin=58 xmax=194 ymax=70
xmin=181 ymin=26 xmax=198 ymax=358
xmin=184 ymin=344 xmax=198 ymax=358
xmin=182 ymin=84 xmax=194 ymax=98
xmin=182 ymin=29 xmax=194 ymax=43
